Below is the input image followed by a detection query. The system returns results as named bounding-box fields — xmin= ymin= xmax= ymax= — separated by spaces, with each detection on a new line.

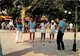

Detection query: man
xmin=15 ymin=19 xmax=23 ymax=43
xmin=40 ymin=20 xmax=47 ymax=42
xmin=28 ymin=18 xmax=36 ymax=43
xmin=69 ymin=22 xmax=73 ymax=32
xmin=57 ymin=18 xmax=67 ymax=51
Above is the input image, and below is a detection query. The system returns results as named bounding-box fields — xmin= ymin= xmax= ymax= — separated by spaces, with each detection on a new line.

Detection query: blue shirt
xmin=16 ymin=22 xmax=23 ymax=31
xmin=58 ymin=20 xmax=66 ymax=33
xmin=28 ymin=21 xmax=36 ymax=29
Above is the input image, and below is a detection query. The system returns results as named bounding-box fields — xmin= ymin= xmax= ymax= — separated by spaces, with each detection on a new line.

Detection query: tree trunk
xmin=21 ymin=7 xmax=25 ymax=32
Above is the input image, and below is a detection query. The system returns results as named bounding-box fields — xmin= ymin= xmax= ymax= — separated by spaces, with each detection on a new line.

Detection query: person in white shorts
xmin=49 ymin=20 xmax=56 ymax=43
xmin=69 ymin=22 xmax=73 ymax=32
xmin=40 ymin=20 xmax=47 ymax=42
xmin=9 ymin=20 xmax=14 ymax=32
xmin=28 ymin=18 xmax=36 ymax=43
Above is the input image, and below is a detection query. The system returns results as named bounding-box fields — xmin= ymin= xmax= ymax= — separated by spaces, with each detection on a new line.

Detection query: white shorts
xmin=50 ymin=29 xmax=55 ymax=34
xmin=41 ymin=29 xmax=46 ymax=33
xmin=30 ymin=29 xmax=35 ymax=33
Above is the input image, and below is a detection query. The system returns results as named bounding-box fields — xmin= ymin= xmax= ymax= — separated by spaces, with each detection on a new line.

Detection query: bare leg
xmin=52 ymin=34 xmax=54 ymax=40
xmin=30 ymin=33 xmax=32 ymax=40
xmin=43 ymin=33 xmax=45 ymax=42
xmin=41 ymin=33 xmax=43 ymax=42
xmin=33 ymin=32 xmax=35 ymax=40
xmin=50 ymin=33 xmax=51 ymax=40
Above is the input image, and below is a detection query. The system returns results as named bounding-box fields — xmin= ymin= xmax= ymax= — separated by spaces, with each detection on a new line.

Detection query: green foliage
xmin=22 ymin=0 xmax=32 ymax=7
xmin=1 ymin=0 xmax=80 ymax=22
xmin=27 ymin=0 xmax=66 ymax=20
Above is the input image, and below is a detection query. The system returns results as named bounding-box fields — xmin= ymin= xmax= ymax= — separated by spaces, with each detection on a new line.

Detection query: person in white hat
xmin=49 ymin=20 xmax=56 ymax=43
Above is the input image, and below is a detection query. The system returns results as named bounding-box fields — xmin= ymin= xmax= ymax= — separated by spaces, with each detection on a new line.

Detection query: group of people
xmin=1 ymin=20 xmax=15 ymax=31
xmin=15 ymin=17 xmax=67 ymax=51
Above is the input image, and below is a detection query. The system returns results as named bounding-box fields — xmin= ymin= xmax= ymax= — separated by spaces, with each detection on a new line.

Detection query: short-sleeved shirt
xmin=28 ymin=21 xmax=36 ymax=29
xmin=69 ymin=23 xmax=73 ymax=28
xmin=40 ymin=23 xmax=47 ymax=30
xmin=16 ymin=22 xmax=23 ymax=31
xmin=58 ymin=20 xmax=66 ymax=33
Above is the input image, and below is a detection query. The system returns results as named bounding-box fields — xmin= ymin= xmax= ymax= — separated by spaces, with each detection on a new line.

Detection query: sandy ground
xmin=0 ymin=30 xmax=80 ymax=56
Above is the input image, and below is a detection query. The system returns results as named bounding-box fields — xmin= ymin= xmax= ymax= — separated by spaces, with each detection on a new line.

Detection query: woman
xmin=49 ymin=20 xmax=56 ymax=43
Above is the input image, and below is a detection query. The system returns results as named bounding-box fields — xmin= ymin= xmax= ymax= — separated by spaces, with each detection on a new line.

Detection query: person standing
xmin=49 ymin=20 xmax=56 ymax=43
xmin=28 ymin=18 xmax=36 ymax=43
xmin=15 ymin=19 xmax=23 ymax=43
xmin=57 ymin=18 xmax=67 ymax=51
xmin=69 ymin=22 xmax=73 ymax=32
xmin=40 ymin=20 xmax=47 ymax=42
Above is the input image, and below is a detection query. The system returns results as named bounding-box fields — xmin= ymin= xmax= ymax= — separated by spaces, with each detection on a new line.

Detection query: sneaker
xmin=31 ymin=40 xmax=34 ymax=43
xmin=40 ymin=41 xmax=42 ymax=43
xmin=20 ymin=41 xmax=23 ymax=43
xmin=48 ymin=41 xmax=52 ymax=43
xmin=15 ymin=42 xmax=18 ymax=44
xmin=52 ymin=40 xmax=55 ymax=43
xmin=61 ymin=50 xmax=65 ymax=52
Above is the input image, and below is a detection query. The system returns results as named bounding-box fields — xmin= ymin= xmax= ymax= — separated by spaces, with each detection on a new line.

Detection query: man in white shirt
xmin=40 ymin=20 xmax=47 ymax=42
xmin=69 ymin=23 xmax=73 ymax=32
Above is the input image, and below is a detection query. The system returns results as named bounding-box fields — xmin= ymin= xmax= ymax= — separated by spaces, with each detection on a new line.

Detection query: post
xmin=73 ymin=0 xmax=78 ymax=52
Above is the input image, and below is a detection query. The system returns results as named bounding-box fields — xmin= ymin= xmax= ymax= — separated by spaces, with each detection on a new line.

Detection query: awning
xmin=0 ymin=16 xmax=11 ymax=18
xmin=25 ymin=18 xmax=31 ymax=21
xmin=41 ymin=17 xmax=48 ymax=21
xmin=0 ymin=16 xmax=11 ymax=20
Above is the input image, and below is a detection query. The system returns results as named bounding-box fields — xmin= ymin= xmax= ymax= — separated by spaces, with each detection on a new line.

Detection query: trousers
xmin=15 ymin=31 xmax=22 ymax=42
xmin=57 ymin=31 xmax=65 ymax=50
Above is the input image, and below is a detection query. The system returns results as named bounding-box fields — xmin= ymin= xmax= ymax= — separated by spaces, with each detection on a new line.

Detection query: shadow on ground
xmin=4 ymin=38 xmax=80 ymax=56
xmin=0 ymin=38 xmax=3 ymax=56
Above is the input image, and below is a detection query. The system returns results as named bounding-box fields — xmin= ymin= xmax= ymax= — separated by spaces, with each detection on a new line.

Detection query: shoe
xmin=15 ymin=42 xmax=18 ymax=44
xmin=40 ymin=41 xmax=42 ymax=43
xmin=20 ymin=41 xmax=23 ymax=43
xmin=48 ymin=41 xmax=52 ymax=43
xmin=61 ymin=50 xmax=65 ymax=52
xmin=52 ymin=40 xmax=55 ymax=43
xmin=31 ymin=40 xmax=34 ymax=43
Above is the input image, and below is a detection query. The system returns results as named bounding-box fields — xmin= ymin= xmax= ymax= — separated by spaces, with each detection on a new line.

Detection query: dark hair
xmin=59 ymin=16 xmax=62 ymax=20
xmin=44 ymin=20 xmax=46 ymax=22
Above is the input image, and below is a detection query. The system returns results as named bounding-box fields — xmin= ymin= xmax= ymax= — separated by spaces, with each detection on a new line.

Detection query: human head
xmin=31 ymin=18 xmax=34 ymax=22
xmin=18 ymin=19 xmax=21 ymax=23
xmin=51 ymin=20 xmax=54 ymax=24
xmin=43 ymin=20 xmax=46 ymax=23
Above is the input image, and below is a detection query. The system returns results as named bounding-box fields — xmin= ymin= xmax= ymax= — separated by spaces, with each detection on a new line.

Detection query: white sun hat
xmin=51 ymin=20 xmax=54 ymax=23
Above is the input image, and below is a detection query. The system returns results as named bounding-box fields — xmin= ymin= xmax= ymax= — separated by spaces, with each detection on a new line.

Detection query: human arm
xmin=28 ymin=22 xmax=30 ymax=32
xmin=65 ymin=25 xmax=67 ymax=30
xmin=58 ymin=26 xmax=62 ymax=32
xmin=49 ymin=23 xmax=51 ymax=28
